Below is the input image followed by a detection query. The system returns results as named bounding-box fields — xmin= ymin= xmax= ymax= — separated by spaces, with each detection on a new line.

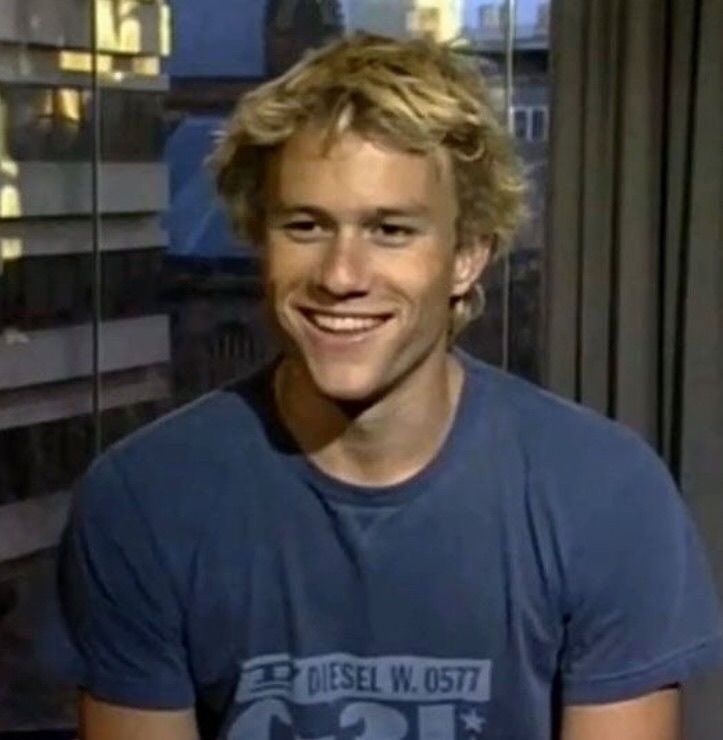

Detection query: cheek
xmin=264 ymin=241 xmax=309 ymax=294
xmin=400 ymin=251 xmax=456 ymax=306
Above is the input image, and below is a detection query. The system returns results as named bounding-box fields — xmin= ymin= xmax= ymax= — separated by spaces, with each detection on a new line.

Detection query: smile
xmin=299 ymin=309 xmax=392 ymax=336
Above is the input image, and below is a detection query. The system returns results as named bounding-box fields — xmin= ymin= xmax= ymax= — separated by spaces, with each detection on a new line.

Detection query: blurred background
xmin=0 ymin=0 xmax=720 ymax=737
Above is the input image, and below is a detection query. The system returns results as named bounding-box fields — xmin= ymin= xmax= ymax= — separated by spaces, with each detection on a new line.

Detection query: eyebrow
xmin=269 ymin=204 xmax=431 ymax=220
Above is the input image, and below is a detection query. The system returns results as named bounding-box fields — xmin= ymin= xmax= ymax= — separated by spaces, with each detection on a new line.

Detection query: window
xmin=514 ymin=107 xmax=530 ymax=139
xmin=531 ymin=107 xmax=548 ymax=141
xmin=0 ymin=1 xmax=554 ymax=731
xmin=511 ymin=106 xmax=549 ymax=142
xmin=453 ymin=2 xmax=551 ymax=377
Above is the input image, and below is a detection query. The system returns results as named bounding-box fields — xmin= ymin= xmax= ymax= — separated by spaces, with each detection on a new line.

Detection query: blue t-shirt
xmin=54 ymin=350 xmax=723 ymax=739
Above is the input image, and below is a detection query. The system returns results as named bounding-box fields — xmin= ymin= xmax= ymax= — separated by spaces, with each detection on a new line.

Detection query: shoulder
xmin=108 ymin=361 xmax=275 ymax=486
xmin=455 ymin=356 xmax=723 ymax=699
xmin=70 ymin=363 xmax=278 ymax=552
xmin=459 ymin=351 xmax=700 ymax=595
xmin=458 ymin=350 xmax=689 ymax=553
xmin=463 ymin=356 xmax=669 ymax=494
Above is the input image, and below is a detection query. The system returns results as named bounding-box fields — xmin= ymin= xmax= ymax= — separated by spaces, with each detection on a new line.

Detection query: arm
xmin=79 ymin=693 xmax=200 ymax=740
xmin=557 ymin=437 xmax=722 ymax=713
xmin=55 ymin=455 xmax=199 ymax=728
xmin=561 ymin=688 xmax=681 ymax=740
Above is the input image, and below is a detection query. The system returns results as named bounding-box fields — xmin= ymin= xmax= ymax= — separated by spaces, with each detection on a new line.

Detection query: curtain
xmin=543 ymin=0 xmax=722 ymax=735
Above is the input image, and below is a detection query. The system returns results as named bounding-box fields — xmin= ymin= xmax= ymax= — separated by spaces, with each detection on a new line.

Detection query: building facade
xmin=0 ymin=0 xmax=548 ymax=731
xmin=0 ymin=0 xmax=172 ymax=729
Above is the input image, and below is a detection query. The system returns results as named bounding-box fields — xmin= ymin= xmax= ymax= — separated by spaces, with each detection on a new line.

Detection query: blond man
xmin=55 ymin=34 xmax=722 ymax=740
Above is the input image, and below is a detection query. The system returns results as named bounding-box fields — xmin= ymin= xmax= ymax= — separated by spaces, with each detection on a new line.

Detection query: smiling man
xmin=261 ymin=126 xmax=490 ymax=487
xmin=55 ymin=34 xmax=722 ymax=740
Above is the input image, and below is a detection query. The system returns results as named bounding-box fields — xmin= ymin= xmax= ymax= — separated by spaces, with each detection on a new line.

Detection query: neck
xmin=274 ymin=351 xmax=465 ymax=487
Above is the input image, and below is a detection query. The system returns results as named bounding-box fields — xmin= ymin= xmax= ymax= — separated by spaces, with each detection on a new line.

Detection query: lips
xmin=298 ymin=308 xmax=392 ymax=336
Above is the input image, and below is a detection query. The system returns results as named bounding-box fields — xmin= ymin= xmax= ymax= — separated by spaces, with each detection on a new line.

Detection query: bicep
xmin=79 ymin=693 xmax=200 ymax=740
xmin=560 ymin=688 xmax=681 ymax=740
xmin=559 ymin=445 xmax=723 ymax=703
xmin=58 ymin=454 xmax=196 ymax=708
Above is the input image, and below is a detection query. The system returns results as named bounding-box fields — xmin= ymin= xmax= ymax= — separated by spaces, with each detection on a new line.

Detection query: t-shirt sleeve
xmin=559 ymin=439 xmax=723 ymax=705
xmin=55 ymin=450 xmax=196 ymax=709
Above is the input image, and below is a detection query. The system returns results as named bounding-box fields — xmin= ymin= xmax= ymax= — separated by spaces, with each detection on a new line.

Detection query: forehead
xmin=265 ymin=127 xmax=456 ymax=215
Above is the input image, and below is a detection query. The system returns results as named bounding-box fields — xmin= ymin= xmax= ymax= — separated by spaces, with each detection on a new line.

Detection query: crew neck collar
xmin=249 ymin=348 xmax=488 ymax=508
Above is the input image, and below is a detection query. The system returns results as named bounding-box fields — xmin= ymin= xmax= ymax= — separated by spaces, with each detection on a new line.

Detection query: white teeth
xmin=308 ymin=313 xmax=386 ymax=333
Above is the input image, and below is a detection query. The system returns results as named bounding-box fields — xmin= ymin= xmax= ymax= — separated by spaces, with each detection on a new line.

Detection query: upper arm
xmin=79 ymin=693 xmax=200 ymax=740
xmin=561 ymin=688 xmax=681 ymax=740
xmin=56 ymin=452 xmax=196 ymax=709
xmin=558 ymin=440 xmax=723 ymax=704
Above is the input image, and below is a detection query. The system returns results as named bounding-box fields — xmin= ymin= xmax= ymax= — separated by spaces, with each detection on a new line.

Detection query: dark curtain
xmin=543 ymin=0 xmax=722 ymax=735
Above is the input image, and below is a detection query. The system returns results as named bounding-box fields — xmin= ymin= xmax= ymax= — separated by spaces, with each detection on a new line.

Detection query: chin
xmin=307 ymin=363 xmax=387 ymax=405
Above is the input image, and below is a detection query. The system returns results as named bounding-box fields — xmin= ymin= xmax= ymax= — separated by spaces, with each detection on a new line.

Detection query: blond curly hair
xmin=210 ymin=33 xmax=527 ymax=338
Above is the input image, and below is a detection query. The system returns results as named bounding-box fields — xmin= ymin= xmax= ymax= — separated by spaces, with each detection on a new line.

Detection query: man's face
xmin=262 ymin=126 xmax=487 ymax=403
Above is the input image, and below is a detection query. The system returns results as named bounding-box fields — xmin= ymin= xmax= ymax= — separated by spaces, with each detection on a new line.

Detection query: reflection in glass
xmin=453 ymin=1 xmax=549 ymax=380
xmin=3 ymin=85 xmax=164 ymax=162
xmin=0 ymin=1 xmax=552 ymax=732
xmin=531 ymin=107 xmax=546 ymax=141
xmin=346 ymin=2 xmax=549 ymax=379
xmin=265 ymin=0 xmax=345 ymax=75
xmin=0 ymin=2 xmax=171 ymax=731
xmin=514 ymin=107 xmax=529 ymax=139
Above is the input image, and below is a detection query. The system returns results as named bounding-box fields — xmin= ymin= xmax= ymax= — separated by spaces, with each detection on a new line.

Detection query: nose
xmin=314 ymin=230 xmax=370 ymax=297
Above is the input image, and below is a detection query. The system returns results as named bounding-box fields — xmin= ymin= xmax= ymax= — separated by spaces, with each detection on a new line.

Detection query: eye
xmin=371 ymin=223 xmax=417 ymax=245
xmin=282 ymin=220 xmax=326 ymax=241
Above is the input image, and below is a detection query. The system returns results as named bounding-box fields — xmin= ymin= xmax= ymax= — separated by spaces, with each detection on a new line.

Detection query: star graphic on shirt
xmin=459 ymin=707 xmax=486 ymax=734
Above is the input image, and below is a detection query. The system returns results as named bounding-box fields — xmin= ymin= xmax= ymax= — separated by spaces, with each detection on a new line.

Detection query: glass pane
xmin=346 ymin=1 xmax=409 ymax=37
xmin=92 ymin=0 xmax=552 ymax=446
xmin=514 ymin=107 xmax=529 ymax=139
xmin=348 ymin=1 xmax=511 ymax=366
xmin=457 ymin=1 xmax=551 ymax=381
xmin=0 ymin=0 xmax=96 ymax=731
xmin=509 ymin=1 xmax=550 ymax=382
xmin=98 ymin=0 xmax=363 ymax=456
xmin=1 ymin=1 xmax=552 ymax=732
xmin=531 ymin=106 xmax=547 ymax=141
xmin=94 ymin=3 xmax=171 ymax=443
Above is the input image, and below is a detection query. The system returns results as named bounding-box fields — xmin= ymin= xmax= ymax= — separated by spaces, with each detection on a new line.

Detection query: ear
xmin=451 ymin=236 xmax=492 ymax=298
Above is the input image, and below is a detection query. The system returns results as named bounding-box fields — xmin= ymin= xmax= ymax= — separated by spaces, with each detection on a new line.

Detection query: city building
xmin=345 ymin=0 xmax=408 ymax=37
xmin=0 ymin=0 xmax=548 ymax=730
xmin=0 ymin=0 xmax=171 ymax=730
xmin=346 ymin=0 xmax=462 ymax=42
xmin=0 ymin=0 xmax=171 ymax=551
xmin=408 ymin=0 xmax=463 ymax=41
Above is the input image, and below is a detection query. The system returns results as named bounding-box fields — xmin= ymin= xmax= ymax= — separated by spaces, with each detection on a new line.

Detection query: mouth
xmin=297 ymin=308 xmax=393 ymax=339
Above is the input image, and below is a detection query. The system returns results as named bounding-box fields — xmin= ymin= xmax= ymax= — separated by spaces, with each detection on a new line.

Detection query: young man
xmin=55 ymin=34 xmax=722 ymax=739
